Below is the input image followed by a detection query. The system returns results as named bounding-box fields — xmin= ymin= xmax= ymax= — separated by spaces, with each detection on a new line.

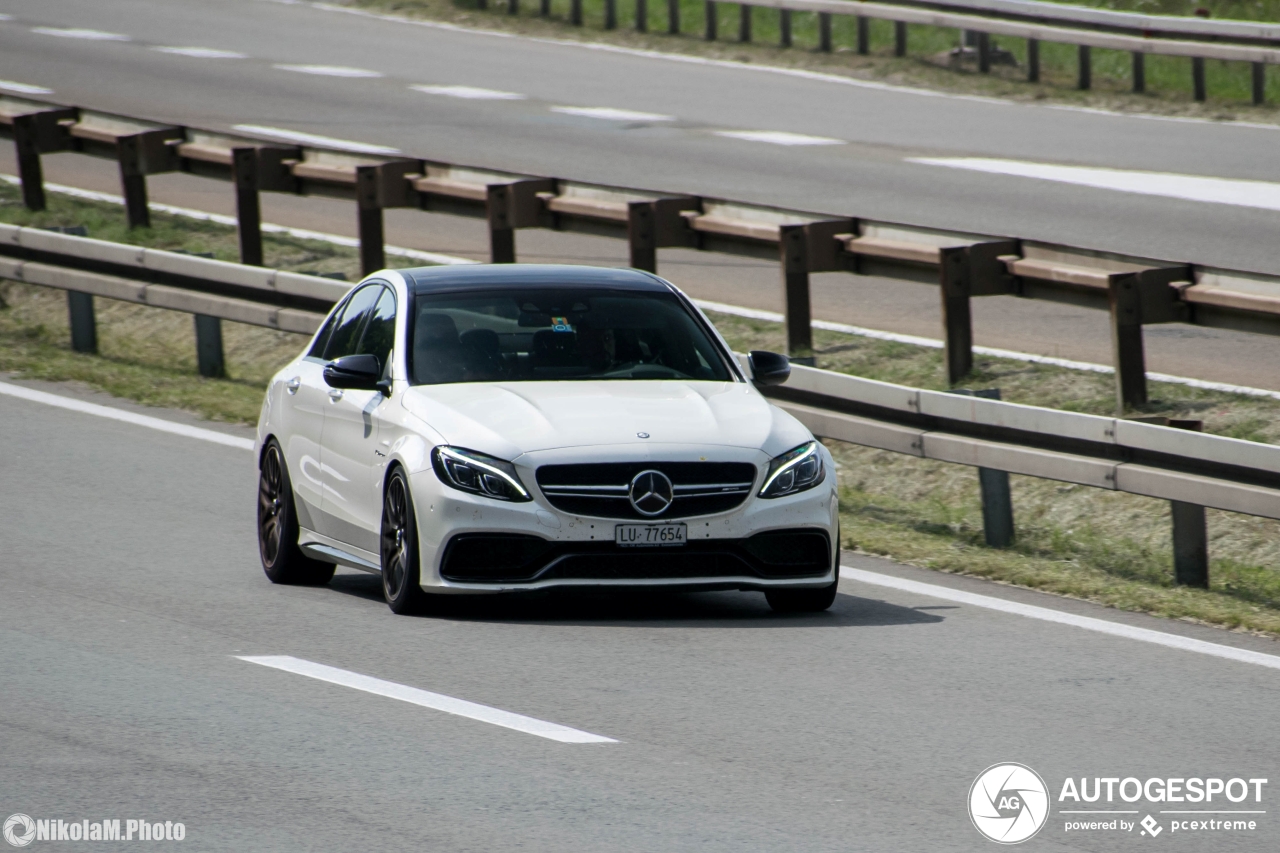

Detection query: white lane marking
xmin=31 ymin=27 xmax=129 ymax=41
xmin=238 ymin=656 xmax=618 ymax=743
xmin=311 ymin=1 xmax=1280 ymax=134
xmin=911 ymin=157 xmax=1280 ymax=213
xmin=694 ymin=298 xmax=1280 ymax=401
xmin=0 ymin=174 xmax=474 ymax=267
xmin=274 ymin=64 xmax=382 ymax=78
xmin=412 ymin=84 xmax=525 ymax=100
xmin=231 ymin=124 xmax=401 ymax=155
xmin=551 ymin=106 xmax=674 ymax=122
xmin=0 ymin=381 xmax=253 ymax=451
xmin=844 ymin=567 xmax=1280 ymax=671
xmin=154 ymin=46 xmax=247 ymax=59
xmin=714 ymin=130 xmax=843 ymax=146
xmin=0 ymin=80 xmax=52 ymax=95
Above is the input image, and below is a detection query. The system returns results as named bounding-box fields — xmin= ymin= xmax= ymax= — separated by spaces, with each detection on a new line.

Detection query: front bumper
xmin=408 ymin=445 xmax=839 ymax=593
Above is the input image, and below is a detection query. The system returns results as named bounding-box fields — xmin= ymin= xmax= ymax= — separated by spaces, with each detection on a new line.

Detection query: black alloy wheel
xmin=257 ymin=439 xmax=335 ymax=585
xmin=381 ymin=468 xmax=428 ymax=614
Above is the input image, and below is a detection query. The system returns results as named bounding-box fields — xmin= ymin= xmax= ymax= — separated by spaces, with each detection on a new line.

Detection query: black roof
xmin=403 ymin=264 xmax=673 ymax=294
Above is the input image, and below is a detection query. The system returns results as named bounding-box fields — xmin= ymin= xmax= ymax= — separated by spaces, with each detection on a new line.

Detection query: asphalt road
xmin=3 ymin=0 xmax=1280 ymax=276
xmin=3 ymin=380 xmax=1280 ymax=850
xmin=3 ymin=0 xmax=1280 ymax=391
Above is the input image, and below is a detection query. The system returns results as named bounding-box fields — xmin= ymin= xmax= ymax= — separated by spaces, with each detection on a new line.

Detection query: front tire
xmin=381 ymin=468 xmax=428 ymax=615
xmin=258 ymin=439 xmax=335 ymax=586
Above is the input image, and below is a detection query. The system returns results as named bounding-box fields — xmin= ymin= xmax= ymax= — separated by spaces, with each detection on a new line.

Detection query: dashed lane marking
xmin=238 ymin=656 xmax=619 ymax=743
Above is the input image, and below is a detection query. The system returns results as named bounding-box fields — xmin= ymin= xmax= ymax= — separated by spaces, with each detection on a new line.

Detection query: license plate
xmin=615 ymin=523 xmax=687 ymax=547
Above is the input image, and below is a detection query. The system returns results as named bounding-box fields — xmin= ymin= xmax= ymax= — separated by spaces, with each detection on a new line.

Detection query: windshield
xmin=409 ymin=288 xmax=733 ymax=385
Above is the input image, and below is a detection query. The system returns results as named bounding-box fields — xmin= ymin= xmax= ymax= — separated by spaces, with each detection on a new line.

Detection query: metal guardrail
xmin=762 ymin=360 xmax=1280 ymax=588
xmin=1 ymin=225 xmax=1268 ymax=590
xmin=548 ymin=0 xmax=1280 ymax=102
xmin=2 ymin=94 xmax=1280 ymax=410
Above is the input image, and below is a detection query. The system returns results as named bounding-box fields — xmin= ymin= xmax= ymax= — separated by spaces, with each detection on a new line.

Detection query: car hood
xmin=399 ymin=381 xmax=808 ymax=458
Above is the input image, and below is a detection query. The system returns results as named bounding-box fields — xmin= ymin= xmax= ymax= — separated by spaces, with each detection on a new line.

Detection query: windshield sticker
xmin=551 ymin=316 xmax=573 ymax=332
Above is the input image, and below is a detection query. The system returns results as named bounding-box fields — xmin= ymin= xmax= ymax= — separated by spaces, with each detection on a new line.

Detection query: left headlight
xmin=431 ymin=446 xmax=531 ymax=502
xmin=759 ymin=441 xmax=824 ymax=499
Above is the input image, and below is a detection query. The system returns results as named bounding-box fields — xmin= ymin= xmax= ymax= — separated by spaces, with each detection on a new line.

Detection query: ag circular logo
xmin=969 ymin=763 xmax=1050 ymax=844
xmin=628 ymin=469 xmax=673 ymax=517
xmin=3 ymin=814 xmax=35 ymax=848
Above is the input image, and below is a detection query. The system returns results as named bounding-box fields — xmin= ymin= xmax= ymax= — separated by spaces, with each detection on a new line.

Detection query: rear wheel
xmin=381 ymin=468 xmax=429 ymax=615
xmin=258 ymin=440 xmax=335 ymax=586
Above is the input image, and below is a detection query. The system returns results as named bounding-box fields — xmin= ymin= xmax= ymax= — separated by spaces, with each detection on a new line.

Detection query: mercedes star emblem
xmin=628 ymin=469 xmax=674 ymax=517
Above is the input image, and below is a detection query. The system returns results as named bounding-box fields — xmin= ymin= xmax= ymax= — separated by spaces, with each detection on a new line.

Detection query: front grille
xmin=440 ymin=530 xmax=831 ymax=584
xmin=536 ymin=462 xmax=757 ymax=520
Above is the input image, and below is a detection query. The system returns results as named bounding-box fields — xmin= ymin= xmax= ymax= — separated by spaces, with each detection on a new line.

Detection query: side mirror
xmin=323 ymin=354 xmax=386 ymax=393
xmin=748 ymin=350 xmax=790 ymax=387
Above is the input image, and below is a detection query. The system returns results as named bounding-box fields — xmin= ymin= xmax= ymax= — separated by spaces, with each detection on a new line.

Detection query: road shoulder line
xmin=843 ymin=566 xmax=1280 ymax=671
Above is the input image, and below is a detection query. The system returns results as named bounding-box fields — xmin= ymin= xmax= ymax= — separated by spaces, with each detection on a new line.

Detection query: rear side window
xmin=323 ymin=284 xmax=383 ymax=360
xmin=355 ymin=287 xmax=397 ymax=374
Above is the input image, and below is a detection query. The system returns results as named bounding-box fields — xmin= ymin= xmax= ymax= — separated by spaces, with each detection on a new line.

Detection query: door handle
xmin=286 ymin=377 xmax=301 ymax=395
xmin=328 ymin=388 xmax=344 ymax=402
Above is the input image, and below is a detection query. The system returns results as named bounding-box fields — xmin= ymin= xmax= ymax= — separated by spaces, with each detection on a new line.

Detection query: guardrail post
xmin=938 ymin=241 xmax=1019 ymax=385
xmin=231 ymin=148 xmax=264 ymax=267
xmin=739 ymin=3 xmax=751 ymax=42
xmin=114 ymin=129 xmax=181 ymax=230
xmin=1108 ymin=273 xmax=1147 ymax=411
xmin=705 ymin=1 xmax=717 ymax=40
xmin=778 ymin=219 xmax=856 ymax=362
xmin=487 ymin=184 xmax=516 ymax=264
xmin=1132 ymin=52 xmax=1145 ymax=93
xmin=571 ymin=0 xmax=583 ymax=25
xmin=1105 ymin=267 xmax=1189 ymax=413
xmin=1077 ymin=45 xmax=1092 ymax=90
xmin=668 ymin=0 xmax=679 ymax=33
xmin=1144 ymin=418 xmax=1209 ymax=588
xmin=628 ymin=201 xmax=657 ymax=273
xmin=1172 ymin=500 xmax=1209 ymax=587
xmin=894 ymin=21 xmax=907 ymax=57
xmin=605 ymin=0 xmax=617 ymax=28
xmin=857 ymin=17 xmax=869 ymax=55
xmin=1027 ymin=38 xmax=1039 ymax=82
xmin=977 ymin=389 xmax=1016 ymax=547
xmin=628 ymin=196 xmax=700 ymax=272
xmin=818 ymin=13 xmax=832 ymax=51
xmin=977 ymin=32 xmax=991 ymax=73
xmin=1192 ymin=57 xmax=1207 ymax=102
xmin=67 ymin=291 xmax=97 ymax=354
xmin=780 ymin=225 xmax=814 ymax=360
xmin=540 ymin=0 xmax=550 ymax=15
xmin=355 ymin=165 xmax=386 ymax=275
xmin=508 ymin=0 xmax=518 ymax=14
xmin=780 ymin=9 xmax=792 ymax=48
xmin=637 ymin=0 xmax=648 ymax=32
xmin=194 ymin=314 xmax=226 ymax=378
xmin=1252 ymin=62 xmax=1265 ymax=105
xmin=11 ymin=109 xmax=76 ymax=212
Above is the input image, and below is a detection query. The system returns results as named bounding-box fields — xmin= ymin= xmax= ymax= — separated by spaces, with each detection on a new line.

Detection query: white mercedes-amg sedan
xmin=255 ymin=264 xmax=839 ymax=614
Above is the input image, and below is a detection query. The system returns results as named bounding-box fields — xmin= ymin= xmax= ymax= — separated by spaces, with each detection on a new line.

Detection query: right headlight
xmin=431 ymin=446 xmax=531 ymax=502
xmin=759 ymin=441 xmax=824 ymax=499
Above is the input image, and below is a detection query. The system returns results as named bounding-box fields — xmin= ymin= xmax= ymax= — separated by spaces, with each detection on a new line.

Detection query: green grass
xmin=4 ymin=181 xmax=1280 ymax=637
xmin=341 ymin=0 xmax=1280 ymax=115
xmin=0 ymin=178 xmax=397 ymax=423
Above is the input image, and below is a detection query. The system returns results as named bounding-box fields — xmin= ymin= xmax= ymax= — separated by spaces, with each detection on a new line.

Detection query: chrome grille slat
xmin=535 ymin=461 xmax=758 ymax=520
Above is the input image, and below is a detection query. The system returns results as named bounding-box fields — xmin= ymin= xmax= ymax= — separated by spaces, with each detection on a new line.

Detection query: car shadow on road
xmin=326 ymin=572 xmax=944 ymax=628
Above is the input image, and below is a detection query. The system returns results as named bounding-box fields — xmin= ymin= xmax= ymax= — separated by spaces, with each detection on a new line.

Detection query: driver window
xmin=323 ymin=284 xmax=383 ymax=361
xmin=355 ymin=287 xmax=397 ymax=375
